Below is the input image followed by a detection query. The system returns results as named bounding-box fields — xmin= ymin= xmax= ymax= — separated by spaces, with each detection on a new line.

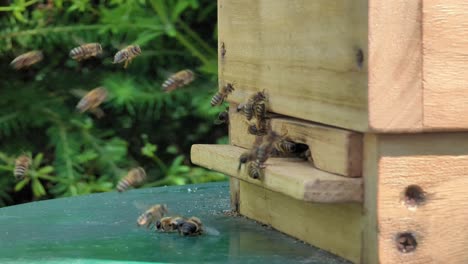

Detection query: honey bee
xmin=247 ymin=160 xmax=264 ymax=180
xmin=242 ymin=91 xmax=267 ymax=121
xmin=113 ymin=45 xmax=141 ymax=69
xmin=156 ymin=216 xmax=186 ymax=232
xmin=178 ymin=216 xmax=203 ymax=236
xmin=117 ymin=167 xmax=147 ymax=192
xmin=10 ymin=51 xmax=43 ymax=70
xmin=238 ymin=149 xmax=257 ymax=171
xmin=214 ymin=107 xmax=229 ymax=125
xmin=211 ymin=83 xmax=235 ymax=106
xmin=162 ymin=69 xmax=195 ymax=92
xmin=14 ymin=155 xmax=32 ymax=181
xmin=247 ymin=122 xmax=268 ymax=136
xmin=252 ymin=91 xmax=267 ymax=113
xmin=254 ymin=130 xmax=281 ymax=165
xmin=137 ymin=204 xmax=168 ymax=228
xmin=75 ymin=87 xmax=108 ymax=118
xmin=274 ymin=140 xmax=297 ymax=154
xmin=69 ymin=43 xmax=103 ymax=61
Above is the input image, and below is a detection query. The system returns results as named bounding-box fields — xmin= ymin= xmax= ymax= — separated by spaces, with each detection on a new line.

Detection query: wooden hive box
xmin=192 ymin=1 xmax=468 ymax=263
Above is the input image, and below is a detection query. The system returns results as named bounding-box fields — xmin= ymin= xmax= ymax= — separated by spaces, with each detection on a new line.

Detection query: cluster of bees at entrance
xmin=235 ymin=91 xmax=311 ymax=180
xmin=10 ymin=42 xmax=232 ymax=237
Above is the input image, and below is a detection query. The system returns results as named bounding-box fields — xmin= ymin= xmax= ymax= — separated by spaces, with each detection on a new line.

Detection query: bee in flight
xmin=178 ymin=216 xmax=203 ymax=236
xmin=116 ymin=167 xmax=147 ymax=193
xmin=211 ymin=83 xmax=235 ymax=106
xmin=14 ymin=155 xmax=32 ymax=181
xmin=137 ymin=204 xmax=168 ymax=228
xmin=10 ymin=51 xmax=43 ymax=70
xmin=113 ymin=45 xmax=141 ymax=69
xmin=75 ymin=87 xmax=108 ymax=118
xmin=156 ymin=216 xmax=186 ymax=232
xmin=162 ymin=69 xmax=195 ymax=93
xmin=69 ymin=43 xmax=103 ymax=61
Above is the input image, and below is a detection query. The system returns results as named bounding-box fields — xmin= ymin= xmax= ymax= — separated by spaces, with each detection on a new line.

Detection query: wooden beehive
xmin=191 ymin=1 xmax=468 ymax=263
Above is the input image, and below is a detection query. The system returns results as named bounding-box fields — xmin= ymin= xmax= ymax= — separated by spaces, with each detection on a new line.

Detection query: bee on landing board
xmin=14 ymin=155 xmax=32 ymax=181
xmin=116 ymin=167 xmax=147 ymax=192
xmin=69 ymin=43 xmax=103 ymax=61
xmin=113 ymin=45 xmax=141 ymax=69
xmin=162 ymin=69 xmax=195 ymax=93
xmin=137 ymin=204 xmax=169 ymax=228
xmin=246 ymin=160 xmax=264 ymax=180
xmin=75 ymin=87 xmax=108 ymax=118
xmin=211 ymin=83 xmax=235 ymax=106
xmin=10 ymin=51 xmax=43 ymax=70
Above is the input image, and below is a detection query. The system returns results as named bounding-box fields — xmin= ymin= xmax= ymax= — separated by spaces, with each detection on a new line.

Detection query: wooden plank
xmin=239 ymin=181 xmax=362 ymax=263
xmin=423 ymin=0 xmax=468 ymax=129
xmin=368 ymin=0 xmax=423 ymax=132
xmin=361 ymin=134 xmax=379 ymax=264
xmin=229 ymin=177 xmax=240 ymax=212
xmin=229 ymin=104 xmax=363 ymax=177
xmin=191 ymin=144 xmax=363 ymax=203
xmin=372 ymin=134 xmax=468 ymax=263
xmin=219 ymin=0 xmax=369 ymax=132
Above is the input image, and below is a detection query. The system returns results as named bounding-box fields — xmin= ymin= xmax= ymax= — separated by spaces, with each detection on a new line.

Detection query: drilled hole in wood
xmin=403 ymin=185 xmax=426 ymax=209
xmin=396 ymin=232 xmax=417 ymax=253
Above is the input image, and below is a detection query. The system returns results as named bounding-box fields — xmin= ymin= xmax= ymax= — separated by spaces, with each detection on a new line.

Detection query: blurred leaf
xmin=15 ymin=178 xmax=30 ymax=192
xmin=37 ymin=166 xmax=54 ymax=175
xmin=32 ymin=179 xmax=46 ymax=197
xmin=141 ymin=142 xmax=157 ymax=158
xmin=33 ymin=153 xmax=44 ymax=168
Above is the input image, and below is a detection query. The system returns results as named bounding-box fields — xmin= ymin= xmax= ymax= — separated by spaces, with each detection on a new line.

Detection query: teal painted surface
xmin=0 ymin=182 xmax=350 ymax=263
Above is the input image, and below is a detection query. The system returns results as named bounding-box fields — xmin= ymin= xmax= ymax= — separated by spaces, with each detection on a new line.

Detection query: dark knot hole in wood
xmin=404 ymin=184 xmax=426 ymax=209
xmin=356 ymin=48 xmax=364 ymax=69
xmin=396 ymin=232 xmax=417 ymax=253
xmin=221 ymin=42 xmax=226 ymax=58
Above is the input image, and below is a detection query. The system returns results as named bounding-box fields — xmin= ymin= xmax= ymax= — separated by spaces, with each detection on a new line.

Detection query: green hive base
xmin=0 ymin=182 xmax=348 ymax=264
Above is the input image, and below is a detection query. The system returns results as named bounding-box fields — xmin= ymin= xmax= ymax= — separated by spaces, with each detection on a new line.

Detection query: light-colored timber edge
xmin=228 ymin=104 xmax=363 ymax=177
xmin=423 ymin=0 xmax=468 ymax=129
xmin=368 ymin=0 xmax=423 ymax=132
xmin=218 ymin=0 xmax=369 ymax=132
xmin=239 ymin=181 xmax=362 ymax=263
xmin=191 ymin=144 xmax=363 ymax=203
xmin=365 ymin=133 xmax=468 ymax=264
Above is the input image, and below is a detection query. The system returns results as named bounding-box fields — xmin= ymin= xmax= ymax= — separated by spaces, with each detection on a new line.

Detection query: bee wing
xmin=133 ymin=201 xmax=153 ymax=212
xmin=70 ymin=89 xmax=88 ymax=98
xmin=203 ymin=226 xmax=220 ymax=236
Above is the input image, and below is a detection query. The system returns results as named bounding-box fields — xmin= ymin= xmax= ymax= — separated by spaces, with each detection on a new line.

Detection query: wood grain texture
xmin=229 ymin=177 xmax=240 ymax=212
xmin=423 ymin=0 xmax=468 ymax=129
xmin=373 ymin=134 xmax=468 ymax=263
xmin=239 ymin=181 xmax=362 ymax=263
xmin=219 ymin=0 xmax=369 ymax=132
xmin=229 ymin=104 xmax=363 ymax=177
xmin=191 ymin=144 xmax=363 ymax=203
xmin=361 ymin=134 xmax=379 ymax=264
xmin=368 ymin=0 xmax=423 ymax=132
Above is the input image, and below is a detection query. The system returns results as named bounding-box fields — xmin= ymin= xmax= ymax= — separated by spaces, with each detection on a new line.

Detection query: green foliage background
xmin=0 ymin=0 xmax=227 ymax=207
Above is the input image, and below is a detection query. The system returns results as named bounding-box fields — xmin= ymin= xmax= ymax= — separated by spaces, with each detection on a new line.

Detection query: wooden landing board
xmin=239 ymin=181 xmax=362 ymax=263
xmin=364 ymin=133 xmax=468 ymax=264
xmin=219 ymin=0 xmax=369 ymax=132
xmin=423 ymin=0 xmax=468 ymax=129
xmin=191 ymin=144 xmax=363 ymax=203
xmin=229 ymin=104 xmax=363 ymax=177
